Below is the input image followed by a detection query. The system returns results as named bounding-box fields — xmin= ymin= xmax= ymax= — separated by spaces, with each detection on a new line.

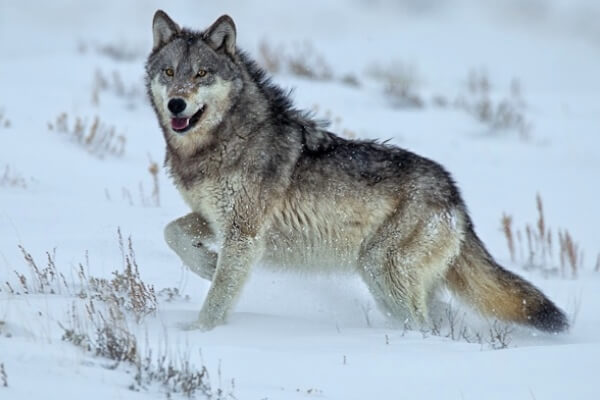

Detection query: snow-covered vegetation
xmin=1 ymin=1 xmax=598 ymax=398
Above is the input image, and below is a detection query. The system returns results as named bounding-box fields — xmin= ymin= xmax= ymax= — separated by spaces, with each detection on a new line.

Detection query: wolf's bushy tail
xmin=446 ymin=228 xmax=568 ymax=333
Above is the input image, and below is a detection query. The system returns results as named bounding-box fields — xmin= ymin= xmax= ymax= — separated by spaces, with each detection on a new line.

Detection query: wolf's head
xmin=146 ymin=11 xmax=243 ymax=150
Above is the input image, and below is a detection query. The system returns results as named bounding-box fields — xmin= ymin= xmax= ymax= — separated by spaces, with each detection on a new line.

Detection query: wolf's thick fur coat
xmin=146 ymin=11 xmax=568 ymax=332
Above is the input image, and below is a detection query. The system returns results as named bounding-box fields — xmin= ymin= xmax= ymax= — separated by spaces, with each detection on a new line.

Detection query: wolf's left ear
xmin=152 ymin=10 xmax=180 ymax=50
xmin=204 ymin=15 xmax=237 ymax=56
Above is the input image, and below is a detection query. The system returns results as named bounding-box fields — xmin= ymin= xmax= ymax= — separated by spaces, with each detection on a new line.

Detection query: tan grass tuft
xmin=0 ymin=362 xmax=7 ymax=387
xmin=1 ymin=165 xmax=29 ymax=189
xmin=502 ymin=194 xmax=592 ymax=277
xmin=48 ymin=113 xmax=126 ymax=159
xmin=501 ymin=213 xmax=515 ymax=263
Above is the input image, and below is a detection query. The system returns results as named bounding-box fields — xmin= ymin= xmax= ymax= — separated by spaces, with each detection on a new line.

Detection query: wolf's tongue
xmin=171 ymin=118 xmax=190 ymax=131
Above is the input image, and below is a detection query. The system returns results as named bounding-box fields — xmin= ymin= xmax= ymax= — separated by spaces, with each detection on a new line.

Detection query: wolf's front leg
xmin=191 ymin=235 xmax=260 ymax=330
xmin=164 ymin=213 xmax=218 ymax=280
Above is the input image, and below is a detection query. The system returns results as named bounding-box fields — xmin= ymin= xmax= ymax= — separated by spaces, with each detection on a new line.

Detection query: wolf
xmin=146 ymin=10 xmax=568 ymax=333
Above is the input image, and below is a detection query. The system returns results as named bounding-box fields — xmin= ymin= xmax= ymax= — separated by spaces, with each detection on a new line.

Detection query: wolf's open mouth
xmin=171 ymin=105 xmax=206 ymax=133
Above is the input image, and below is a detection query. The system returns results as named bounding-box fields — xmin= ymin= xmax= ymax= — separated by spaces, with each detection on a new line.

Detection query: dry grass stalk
xmin=454 ymin=70 xmax=531 ymax=138
xmin=48 ymin=113 xmax=126 ymax=159
xmin=419 ymin=304 xmax=512 ymax=349
xmin=60 ymin=299 xmax=138 ymax=365
xmin=488 ymin=321 xmax=513 ymax=350
xmin=3 ymin=282 xmax=15 ymax=295
xmin=60 ymin=300 xmax=230 ymax=398
xmin=107 ymin=159 xmax=161 ymax=208
xmin=121 ymin=187 xmax=134 ymax=206
xmin=1 ymin=165 xmax=28 ymax=189
xmin=516 ymin=230 xmax=524 ymax=261
xmin=97 ymin=41 xmax=143 ymax=62
xmin=258 ymin=40 xmax=356 ymax=86
xmin=258 ymin=41 xmax=281 ymax=73
xmin=148 ymin=158 xmax=160 ymax=207
xmin=157 ymin=287 xmax=189 ymax=302
xmin=84 ymin=229 xmax=157 ymax=322
xmin=367 ymin=62 xmax=423 ymax=109
xmin=91 ymin=69 xmax=143 ymax=108
xmin=502 ymin=194 xmax=590 ymax=277
xmin=310 ymin=105 xmax=357 ymax=139
xmin=8 ymin=235 xmax=218 ymax=396
xmin=12 ymin=230 xmax=160 ymax=321
xmin=0 ymin=108 xmax=10 ymax=128
xmin=536 ymin=194 xmax=546 ymax=265
xmin=525 ymin=225 xmax=534 ymax=267
xmin=287 ymin=42 xmax=333 ymax=80
xmin=134 ymin=349 xmax=234 ymax=398
xmin=16 ymin=245 xmax=66 ymax=295
xmin=501 ymin=213 xmax=515 ymax=263
xmin=0 ymin=362 xmax=7 ymax=387
xmin=559 ymin=230 xmax=580 ymax=278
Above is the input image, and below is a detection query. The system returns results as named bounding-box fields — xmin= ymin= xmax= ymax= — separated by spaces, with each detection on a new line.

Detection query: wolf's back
xmin=446 ymin=227 xmax=568 ymax=333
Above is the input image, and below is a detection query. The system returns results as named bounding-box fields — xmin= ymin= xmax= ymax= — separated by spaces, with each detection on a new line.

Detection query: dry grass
xmin=58 ymin=269 xmax=229 ymax=398
xmin=5 ymin=230 xmax=225 ymax=397
xmin=48 ymin=112 xmax=126 ymax=159
xmin=82 ymin=228 xmax=158 ymax=322
xmin=62 ymin=308 xmax=232 ymax=399
xmin=0 ymin=321 xmax=7 ymax=338
xmin=295 ymin=387 xmax=323 ymax=396
xmin=487 ymin=321 xmax=513 ymax=350
xmin=134 ymin=349 xmax=234 ymax=398
xmin=501 ymin=213 xmax=515 ymax=263
xmin=97 ymin=42 xmax=144 ymax=62
xmin=13 ymin=246 xmax=66 ymax=295
xmin=501 ymin=194 xmax=591 ymax=277
xmin=392 ymin=302 xmax=516 ymax=350
xmin=7 ymin=229 xmax=157 ymax=322
xmin=453 ymin=70 xmax=532 ymax=138
xmin=147 ymin=157 xmax=160 ymax=207
xmin=310 ymin=104 xmax=357 ymax=139
xmin=367 ymin=62 xmax=424 ymax=109
xmin=0 ymin=108 xmax=11 ymax=128
xmin=0 ymin=362 xmax=7 ymax=388
xmin=259 ymin=40 xmax=333 ymax=81
xmin=1 ymin=165 xmax=29 ymax=189
xmin=60 ymin=299 xmax=138 ymax=364
xmin=77 ymin=39 xmax=144 ymax=62
xmin=105 ymin=157 xmax=161 ymax=207
xmin=91 ymin=69 xmax=144 ymax=109
xmin=157 ymin=287 xmax=190 ymax=303
xmin=258 ymin=40 xmax=361 ymax=88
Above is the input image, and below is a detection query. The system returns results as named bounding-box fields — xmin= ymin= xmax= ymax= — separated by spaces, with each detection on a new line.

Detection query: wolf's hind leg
xmin=164 ymin=213 xmax=217 ymax=280
xmin=359 ymin=210 xmax=463 ymax=328
xmin=359 ymin=249 xmax=434 ymax=327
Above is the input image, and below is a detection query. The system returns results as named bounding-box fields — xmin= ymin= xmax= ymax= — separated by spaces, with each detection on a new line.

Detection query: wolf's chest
xmin=176 ymin=179 xmax=233 ymax=236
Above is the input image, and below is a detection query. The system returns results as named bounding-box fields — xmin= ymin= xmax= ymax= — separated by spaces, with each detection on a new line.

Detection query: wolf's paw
xmin=177 ymin=320 xmax=212 ymax=332
xmin=178 ymin=314 xmax=223 ymax=332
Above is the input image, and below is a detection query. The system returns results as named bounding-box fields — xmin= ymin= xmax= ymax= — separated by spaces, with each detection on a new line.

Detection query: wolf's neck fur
xmin=165 ymin=50 xmax=339 ymax=189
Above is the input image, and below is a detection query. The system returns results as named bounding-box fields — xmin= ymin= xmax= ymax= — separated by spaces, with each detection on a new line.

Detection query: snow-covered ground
xmin=1 ymin=0 xmax=599 ymax=398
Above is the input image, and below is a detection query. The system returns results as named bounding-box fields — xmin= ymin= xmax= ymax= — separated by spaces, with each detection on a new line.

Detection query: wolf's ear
xmin=204 ymin=15 xmax=237 ymax=56
xmin=152 ymin=10 xmax=180 ymax=50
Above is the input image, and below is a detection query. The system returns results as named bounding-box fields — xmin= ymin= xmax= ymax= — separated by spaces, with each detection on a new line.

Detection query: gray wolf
xmin=146 ymin=10 xmax=568 ymax=333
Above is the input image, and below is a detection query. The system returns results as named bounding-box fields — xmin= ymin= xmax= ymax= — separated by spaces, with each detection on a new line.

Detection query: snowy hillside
xmin=1 ymin=0 xmax=599 ymax=399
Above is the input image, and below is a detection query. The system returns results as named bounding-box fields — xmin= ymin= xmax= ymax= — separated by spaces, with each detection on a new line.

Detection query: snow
xmin=1 ymin=0 xmax=599 ymax=399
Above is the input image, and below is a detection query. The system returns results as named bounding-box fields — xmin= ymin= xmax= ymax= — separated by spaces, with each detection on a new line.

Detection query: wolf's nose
xmin=168 ymin=98 xmax=187 ymax=114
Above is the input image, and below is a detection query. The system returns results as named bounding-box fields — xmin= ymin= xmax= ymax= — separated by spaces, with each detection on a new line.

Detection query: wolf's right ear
xmin=152 ymin=10 xmax=180 ymax=50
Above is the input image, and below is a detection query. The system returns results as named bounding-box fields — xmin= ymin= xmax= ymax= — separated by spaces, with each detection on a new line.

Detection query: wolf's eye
xmin=196 ymin=69 xmax=208 ymax=78
xmin=164 ymin=68 xmax=174 ymax=77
